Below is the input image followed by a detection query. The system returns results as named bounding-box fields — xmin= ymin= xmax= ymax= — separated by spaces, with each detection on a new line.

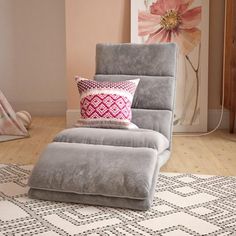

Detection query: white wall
xmin=0 ymin=0 xmax=66 ymax=116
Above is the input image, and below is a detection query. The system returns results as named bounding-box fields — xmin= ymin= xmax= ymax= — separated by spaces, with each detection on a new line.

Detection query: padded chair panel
xmin=96 ymin=43 xmax=177 ymax=77
xmin=28 ymin=188 xmax=155 ymax=211
xmin=54 ymin=127 xmax=169 ymax=154
xmin=131 ymin=109 xmax=172 ymax=142
xmin=28 ymin=142 xmax=159 ymax=210
xmin=95 ymin=74 xmax=175 ymax=110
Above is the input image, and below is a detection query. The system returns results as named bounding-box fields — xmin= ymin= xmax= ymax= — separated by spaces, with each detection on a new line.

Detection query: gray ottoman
xmin=28 ymin=141 xmax=159 ymax=210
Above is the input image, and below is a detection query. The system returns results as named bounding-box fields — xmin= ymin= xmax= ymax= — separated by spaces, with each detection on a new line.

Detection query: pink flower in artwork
xmin=138 ymin=0 xmax=201 ymax=55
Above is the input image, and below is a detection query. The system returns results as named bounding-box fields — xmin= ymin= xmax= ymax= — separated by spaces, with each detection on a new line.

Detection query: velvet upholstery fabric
xmin=95 ymin=43 xmax=177 ymax=150
xmin=28 ymin=43 xmax=177 ymax=210
xmin=28 ymin=142 xmax=159 ymax=210
xmin=53 ymin=127 xmax=169 ymax=155
xmin=95 ymin=75 xmax=175 ymax=111
xmin=96 ymin=43 xmax=177 ymax=77
xmin=132 ymin=109 xmax=172 ymax=142
xmin=158 ymin=150 xmax=171 ymax=167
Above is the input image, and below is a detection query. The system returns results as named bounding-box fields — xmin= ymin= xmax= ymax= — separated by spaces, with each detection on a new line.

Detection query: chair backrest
xmin=94 ymin=43 xmax=177 ymax=149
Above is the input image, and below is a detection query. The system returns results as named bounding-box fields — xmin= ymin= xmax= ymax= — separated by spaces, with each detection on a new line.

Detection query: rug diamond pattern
xmin=0 ymin=165 xmax=235 ymax=236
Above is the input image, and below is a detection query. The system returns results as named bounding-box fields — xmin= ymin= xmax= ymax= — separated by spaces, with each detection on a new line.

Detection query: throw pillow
xmin=75 ymin=76 xmax=139 ymax=129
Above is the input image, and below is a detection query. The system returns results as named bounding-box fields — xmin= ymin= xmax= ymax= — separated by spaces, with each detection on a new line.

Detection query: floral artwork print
xmin=139 ymin=0 xmax=201 ymax=55
xmin=138 ymin=0 xmax=203 ymax=126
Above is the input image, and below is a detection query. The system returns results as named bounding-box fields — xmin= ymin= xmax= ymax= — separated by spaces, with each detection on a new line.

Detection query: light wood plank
xmin=0 ymin=117 xmax=65 ymax=164
xmin=0 ymin=117 xmax=235 ymax=176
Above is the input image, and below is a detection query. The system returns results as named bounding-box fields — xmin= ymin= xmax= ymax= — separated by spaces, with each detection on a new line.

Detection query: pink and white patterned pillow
xmin=75 ymin=76 xmax=140 ymax=129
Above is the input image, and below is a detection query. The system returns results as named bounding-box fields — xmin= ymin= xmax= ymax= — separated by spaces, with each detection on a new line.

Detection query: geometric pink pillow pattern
xmin=75 ymin=76 xmax=140 ymax=129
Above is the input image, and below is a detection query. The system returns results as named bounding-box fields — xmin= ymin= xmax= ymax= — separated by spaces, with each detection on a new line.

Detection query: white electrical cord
xmin=173 ymin=0 xmax=234 ymax=138
xmin=173 ymin=0 xmax=231 ymax=138
xmin=173 ymin=70 xmax=225 ymax=137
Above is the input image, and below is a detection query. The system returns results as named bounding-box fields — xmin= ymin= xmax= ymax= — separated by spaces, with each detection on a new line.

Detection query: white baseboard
xmin=12 ymin=101 xmax=66 ymax=116
xmin=66 ymin=109 xmax=235 ymax=130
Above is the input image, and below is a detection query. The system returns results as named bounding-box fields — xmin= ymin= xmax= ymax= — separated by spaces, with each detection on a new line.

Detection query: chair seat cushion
xmin=53 ymin=127 xmax=169 ymax=154
xmin=28 ymin=142 xmax=159 ymax=210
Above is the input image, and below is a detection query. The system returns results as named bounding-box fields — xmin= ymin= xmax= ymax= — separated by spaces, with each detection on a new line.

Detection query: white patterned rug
xmin=0 ymin=164 xmax=236 ymax=236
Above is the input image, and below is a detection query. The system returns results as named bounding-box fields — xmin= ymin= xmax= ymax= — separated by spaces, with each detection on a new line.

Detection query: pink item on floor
xmin=0 ymin=90 xmax=29 ymax=142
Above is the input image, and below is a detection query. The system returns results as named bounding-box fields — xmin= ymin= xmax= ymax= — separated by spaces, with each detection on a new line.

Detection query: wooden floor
xmin=0 ymin=117 xmax=236 ymax=176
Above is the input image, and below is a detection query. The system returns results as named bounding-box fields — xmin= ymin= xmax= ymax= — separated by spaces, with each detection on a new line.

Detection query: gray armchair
xmin=28 ymin=43 xmax=177 ymax=210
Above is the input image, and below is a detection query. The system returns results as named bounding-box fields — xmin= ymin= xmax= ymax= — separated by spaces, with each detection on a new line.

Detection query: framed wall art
xmin=131 ymin=0 xmax=209 ymax=132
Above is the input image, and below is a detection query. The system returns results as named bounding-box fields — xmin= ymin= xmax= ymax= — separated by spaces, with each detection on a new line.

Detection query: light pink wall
xmin=66 ymin=0 xmax=225 ymax=110
xmin=0 ymin=0 xmax=66 ymax=115
xmin=66 ymin=0 xmax=130 ymax=109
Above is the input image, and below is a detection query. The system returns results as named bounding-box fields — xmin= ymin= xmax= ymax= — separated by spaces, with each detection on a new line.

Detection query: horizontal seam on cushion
xmin=131 ymin=109 xmax=172 ymax=112
xmin=57 ymin=127 xmax=168 ymax=134
xmin=28 ymin=186 xmax=149 ymax=200
xmin=51 ymin=141 xmax=161 ymax=152
xmin=95 ymin=74 xmax=175 ymax=78
xmin=95 ymin=73 xmax=175 ymax=77
xmin=131 ymin=107 xmax=173 ymax=111
xmin=68 ymin=127 xmax=163 ymax=132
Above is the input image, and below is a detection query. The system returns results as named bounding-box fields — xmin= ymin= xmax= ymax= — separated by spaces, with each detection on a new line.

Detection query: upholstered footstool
xmin=28 ymin=128 xmax=169 ymax=210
